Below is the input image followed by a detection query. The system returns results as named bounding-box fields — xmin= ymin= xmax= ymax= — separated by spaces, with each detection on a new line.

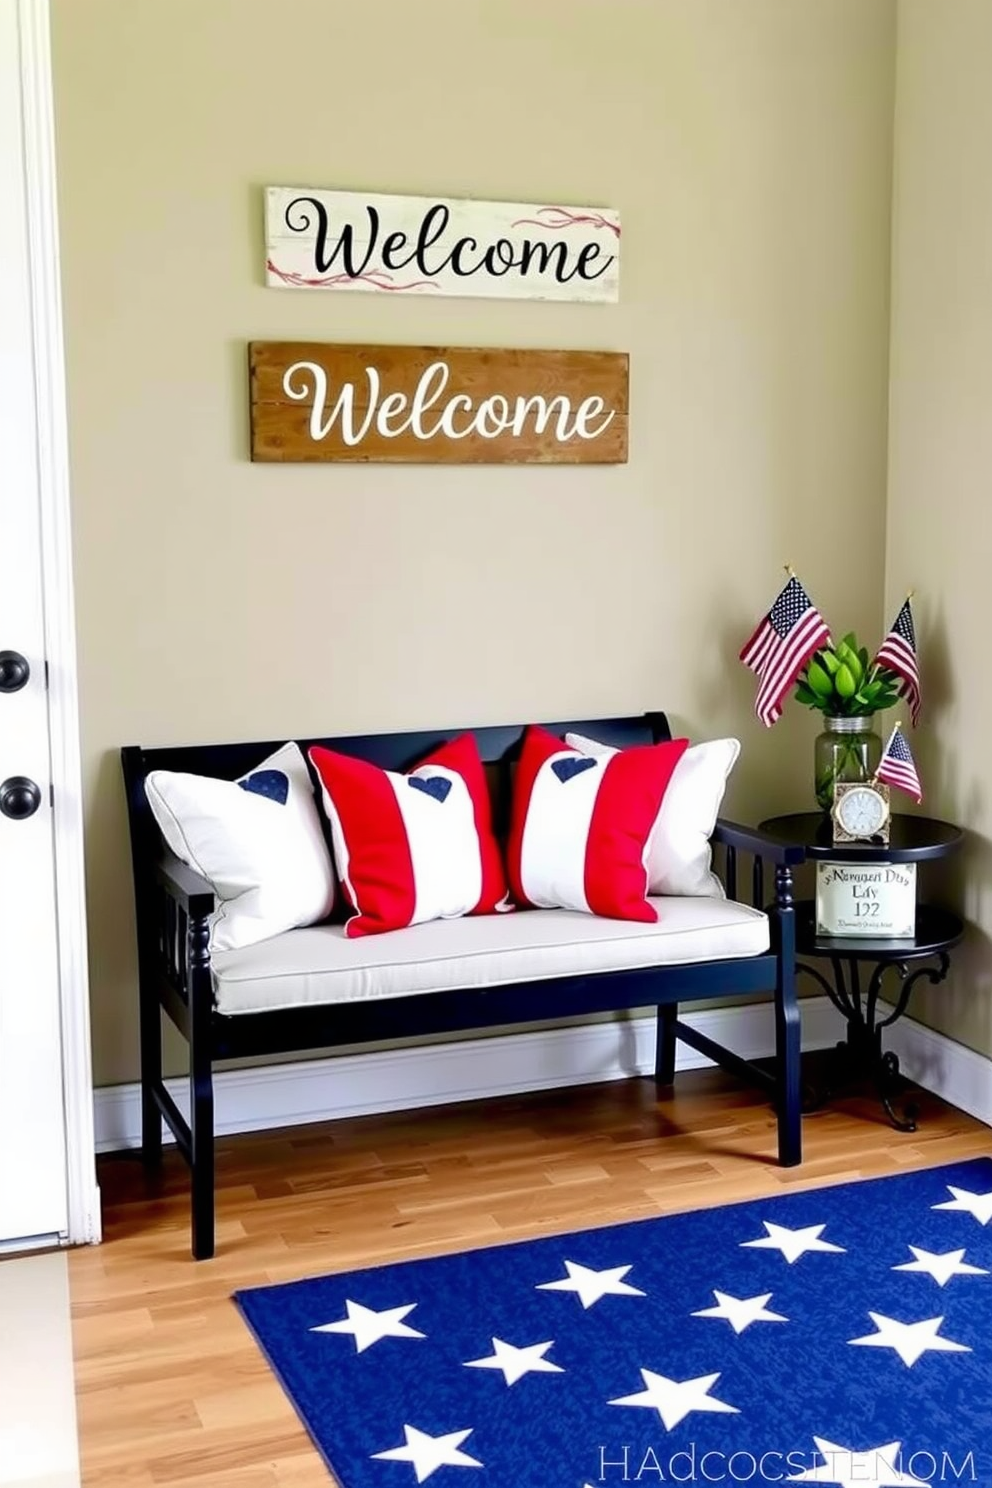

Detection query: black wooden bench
xmin=121 ymin=712 xmax=805 ymax=1260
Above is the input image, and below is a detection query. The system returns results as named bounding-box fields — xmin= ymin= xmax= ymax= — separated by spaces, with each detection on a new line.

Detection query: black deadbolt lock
xmin=0 ymin=776 xmax=42 ymax=820
xmin=0 ymin=651 xmax=30 ymax=693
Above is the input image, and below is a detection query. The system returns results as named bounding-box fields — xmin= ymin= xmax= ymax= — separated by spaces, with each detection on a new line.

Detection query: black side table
xmin=759 ymin=812 xmax=964 ymax=1131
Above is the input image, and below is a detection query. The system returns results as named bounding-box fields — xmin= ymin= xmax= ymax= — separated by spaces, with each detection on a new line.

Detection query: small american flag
xmin=874 ymin=598 xmax=921 ymax=725
xmin=876 ymin=725 xmax=923 ymax=803
xmin=739 ymin=576 xmax=831 ymax=727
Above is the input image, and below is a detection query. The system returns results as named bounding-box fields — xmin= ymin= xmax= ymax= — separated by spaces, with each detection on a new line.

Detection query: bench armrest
xmin=712 ymin=819 xmax=805 ymax=867
xmin=155 ymin=855 xmax=215 ymax=918
xmin=148 ymin=856 xmax=215 ymax=1008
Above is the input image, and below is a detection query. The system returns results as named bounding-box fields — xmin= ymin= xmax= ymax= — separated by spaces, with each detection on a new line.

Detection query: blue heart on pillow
xmin=239 ymin=769 xmax=289 ymax=805
xmin=408 ymin=775 xmax=452 ymax=803
xmin=551 ymin=756 xmax=598 ymax=784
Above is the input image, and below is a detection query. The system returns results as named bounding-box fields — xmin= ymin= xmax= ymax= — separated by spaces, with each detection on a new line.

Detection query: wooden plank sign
xmin=249 ymin=343 xmax=628 ymax=465
xmin=264 ymin=187 xmax=620 ymax=303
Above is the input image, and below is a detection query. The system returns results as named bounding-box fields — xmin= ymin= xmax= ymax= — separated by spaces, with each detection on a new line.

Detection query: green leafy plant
xmin=795 ymin=632 xmax=901 ymax=717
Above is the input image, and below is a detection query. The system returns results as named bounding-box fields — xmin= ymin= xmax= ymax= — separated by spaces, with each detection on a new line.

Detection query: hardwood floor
xmin=69 ymin=1069 xmax=992 ymax=1487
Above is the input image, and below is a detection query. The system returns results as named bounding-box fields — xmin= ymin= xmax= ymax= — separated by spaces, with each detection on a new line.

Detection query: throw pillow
xmin=145 ymin=741 xmax=336 ymax=951
xmin=507 ymin=725 xmax=689 ymax=921
xmin=308 ymin=733 xmax=509 ymax=937
xmin=566 ymin=732 xmax=740 ymax=897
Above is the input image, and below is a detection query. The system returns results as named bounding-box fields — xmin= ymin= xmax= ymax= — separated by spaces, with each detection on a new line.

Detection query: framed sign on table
xmin=815 ymin=861 xmax=917 ymax=938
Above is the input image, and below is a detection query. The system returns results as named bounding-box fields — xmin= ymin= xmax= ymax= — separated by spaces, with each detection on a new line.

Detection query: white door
xmin=0 ymin=0 xmax=69 ymax=1246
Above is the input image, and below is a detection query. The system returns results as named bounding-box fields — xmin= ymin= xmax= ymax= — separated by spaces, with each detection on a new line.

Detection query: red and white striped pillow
xmin=565 ymin=733 xmax=740 ymax=897
xmin=506 ymin=726 xmax=689 ymax=921
xmin=308 ymin=734 xmax=508 ymax=937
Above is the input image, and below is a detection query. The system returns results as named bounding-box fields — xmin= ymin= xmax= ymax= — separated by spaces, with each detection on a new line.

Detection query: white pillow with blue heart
xmin=145 ymin=741 xmax=335 ymax=951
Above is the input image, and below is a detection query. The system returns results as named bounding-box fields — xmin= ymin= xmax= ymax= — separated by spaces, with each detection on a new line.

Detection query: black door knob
xmin=0 ymin=776 xmax=42 ymax=820
xmin=0 ymin=651 xmax=30 ymax=693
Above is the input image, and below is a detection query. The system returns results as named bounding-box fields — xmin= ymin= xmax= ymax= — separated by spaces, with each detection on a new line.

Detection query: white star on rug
xmin=691 ymin=1289 xmax=788 ymax=1333
xmin=848 ymin=1312 xmax=971 ymax=1366
xmin=609 ymin=1368 xmax=739 ymax=1431
xmin=536 ymin=1260 xmax=645 ymax=1309
xmin=787 ymin=1437 xmax=929 ymax=1488
xmin=310 ymin=1300 xmax=425 ymax=1353
xmin=741 ymin=1222 xmax=846 ymax=1264
xmin=372 ymin=1425 xmax=482 ymax=1482
xmin=463 ymin=1337 xmax=563 ymax=1385
xmin=893 ymin=1246 xmax=989 ymax=1287
xmin=932 ymin=1186 xmax=992 ymax=1225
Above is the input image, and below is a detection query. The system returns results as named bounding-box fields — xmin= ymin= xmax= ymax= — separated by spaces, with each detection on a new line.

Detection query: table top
xmin=759 ymin=811 xmax=963 ymax=863
xmin=793 ymin=900 xmax=964 ymax=960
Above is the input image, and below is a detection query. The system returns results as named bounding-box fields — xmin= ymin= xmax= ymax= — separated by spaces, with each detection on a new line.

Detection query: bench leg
xmin=189 ymin=1037 xmax=215 ymax=1261
xmin=188 ymin=919 xmax=216 ymax=1260
xmin=139 ymin=981 xmax=163 ymax=1168
xmin=774 ymin=867 xmax=802 ymax=1167
xmin=655 ymin=1003 xmax=678 ymax=1087
xmin=775 ymin=992 xmax=802 ymax=1166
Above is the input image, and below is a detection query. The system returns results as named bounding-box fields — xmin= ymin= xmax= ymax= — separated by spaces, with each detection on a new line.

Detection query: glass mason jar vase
xmin=814 ymin=715 xmax=882 ymax=812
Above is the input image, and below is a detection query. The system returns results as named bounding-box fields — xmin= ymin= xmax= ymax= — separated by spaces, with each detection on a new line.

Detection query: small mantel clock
xmin=831 ymin=780 xmax=891 ymax=845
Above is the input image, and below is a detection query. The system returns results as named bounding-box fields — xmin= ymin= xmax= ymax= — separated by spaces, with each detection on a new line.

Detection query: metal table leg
xmin=796 ymin=952 xmax=950 ymax=1130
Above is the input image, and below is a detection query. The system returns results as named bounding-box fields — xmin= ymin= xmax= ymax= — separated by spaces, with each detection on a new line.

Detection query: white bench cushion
xmin=210 ymin=897 xmax=769 ymax=1015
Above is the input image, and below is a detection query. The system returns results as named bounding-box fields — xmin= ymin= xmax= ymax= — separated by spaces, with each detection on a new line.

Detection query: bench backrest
xmin=121 ymin=713 xmax=672 ymax=901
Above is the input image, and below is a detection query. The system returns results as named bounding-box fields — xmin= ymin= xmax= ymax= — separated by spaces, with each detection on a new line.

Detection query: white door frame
xmin=16 ymin=0 xmax=100 ymax=1246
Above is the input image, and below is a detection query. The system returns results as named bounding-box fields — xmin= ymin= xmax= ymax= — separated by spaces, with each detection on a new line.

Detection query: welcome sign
xmin=249 ymin=342 xmax=629 ymax=464
xmin=264 ymin=188 xmax=621 ymax=303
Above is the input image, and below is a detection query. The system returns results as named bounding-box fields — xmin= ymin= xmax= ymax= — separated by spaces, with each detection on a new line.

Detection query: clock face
xmin=836 ymin=785 xmax=888 ymax=838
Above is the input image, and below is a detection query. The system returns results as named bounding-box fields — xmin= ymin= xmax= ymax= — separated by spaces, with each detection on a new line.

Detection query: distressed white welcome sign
xmin=264 ymin=187 xmax=621 ymax=304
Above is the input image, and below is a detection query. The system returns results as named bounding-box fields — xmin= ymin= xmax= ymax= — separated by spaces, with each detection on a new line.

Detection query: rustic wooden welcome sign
xmin=265 ymin=188 xmax=621 ymax=303
xmin=249 ymin=343 xmax=629 ymax=464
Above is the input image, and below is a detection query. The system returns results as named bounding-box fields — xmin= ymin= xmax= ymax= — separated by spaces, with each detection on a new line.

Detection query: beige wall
xmin=886 ymin=0 xmax=992 ymax=1056
xmin=51 ymin=0 xmax=896 ymax=1088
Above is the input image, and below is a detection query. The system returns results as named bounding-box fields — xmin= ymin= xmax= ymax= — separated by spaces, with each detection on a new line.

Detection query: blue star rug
xmin=235 ymin=1156 xmax=992 ymax=1488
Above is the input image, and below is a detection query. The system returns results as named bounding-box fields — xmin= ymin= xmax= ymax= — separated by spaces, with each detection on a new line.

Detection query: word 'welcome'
xmin=284 ymin=200 xmax=611 ymax=286
xmin=248 ymin=343 xmax=629 ymax=465
xmin=285 ymin=360 xmax=614 ymax=445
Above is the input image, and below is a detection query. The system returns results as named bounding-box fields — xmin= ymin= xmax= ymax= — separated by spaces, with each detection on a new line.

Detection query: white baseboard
xmin=92 ymin=995 xmax=992 ymax=1155
xmin=884 ymin=1011 xmax=992 ymax=1127
xmin=93 ymin=997 xmax=848 ymax=1154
